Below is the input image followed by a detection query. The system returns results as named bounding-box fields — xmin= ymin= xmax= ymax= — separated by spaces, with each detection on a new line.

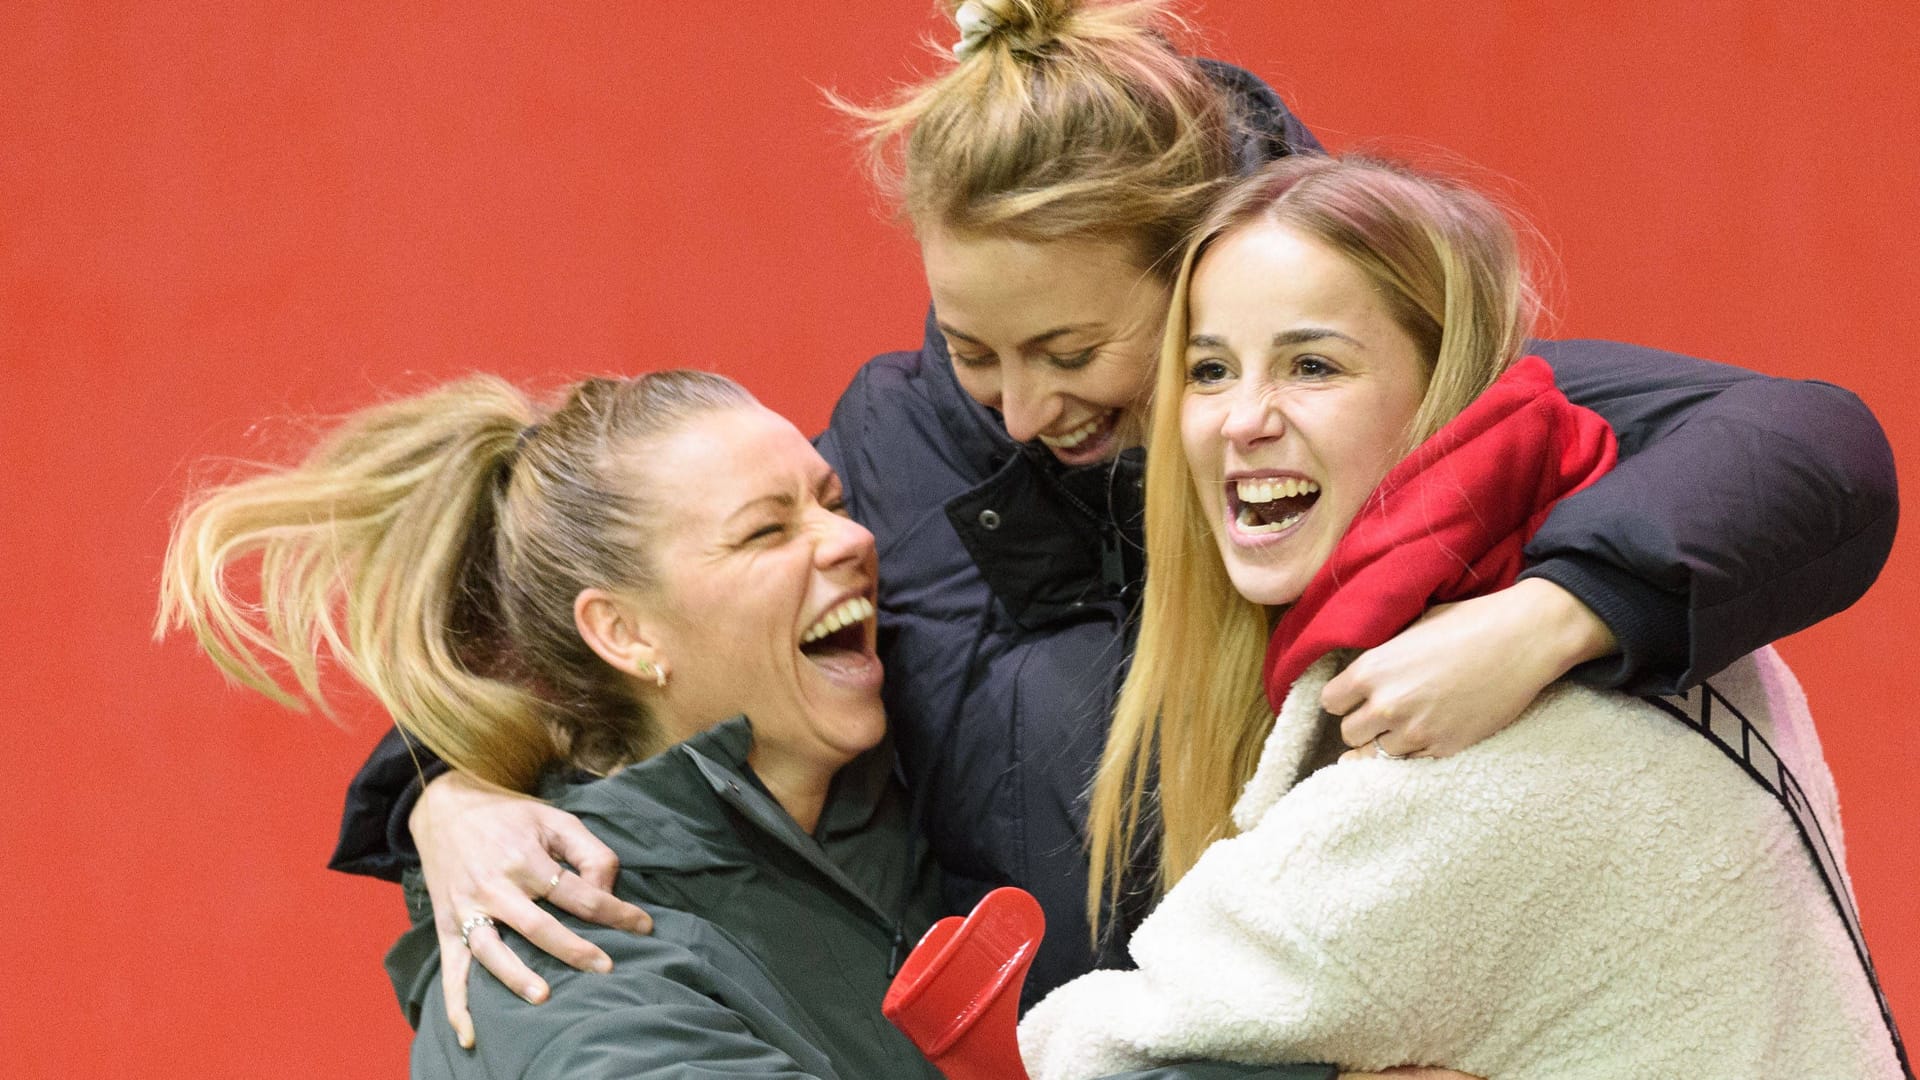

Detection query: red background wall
xmin=3 ymin=3 xmax=1913 ymax=1076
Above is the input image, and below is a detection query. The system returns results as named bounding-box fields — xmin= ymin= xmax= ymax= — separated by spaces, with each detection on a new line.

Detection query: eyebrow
xmin=722 ymin=470 xmax=843 ymax=525
xmin=1187 ymin=327 xmax=1366 ymax=350
xmin=938 ymin=320 xmax=1099 ymax=350
xmin=725 ymin=492 xmax=794 ymax=526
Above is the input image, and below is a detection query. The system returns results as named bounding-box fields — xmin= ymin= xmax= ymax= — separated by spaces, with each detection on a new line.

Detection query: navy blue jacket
xmin=333 ymin=63 xmax=1898 ymax=1008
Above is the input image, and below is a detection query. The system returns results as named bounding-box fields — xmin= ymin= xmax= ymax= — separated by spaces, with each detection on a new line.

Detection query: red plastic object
xmin=884 ymin=887 xmax=1046 ymax=1080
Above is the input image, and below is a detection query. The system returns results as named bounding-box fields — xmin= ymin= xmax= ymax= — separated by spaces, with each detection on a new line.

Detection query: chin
xmin=847 ymin=694 xmax=890 ymax=747
xmin=1222 ymin=560 xmax=1308 ymax=609
xmin=806 ymin=692 xmax=889 ymax=763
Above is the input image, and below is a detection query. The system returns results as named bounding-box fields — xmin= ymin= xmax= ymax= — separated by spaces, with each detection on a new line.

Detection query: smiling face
xmin=1180 ymin=222 xmax=1432 ymax=608
xmin=922 ymin=228 xmax=1171 ymax=466
xmin=632 ymin=405 xmax=886 ymax=777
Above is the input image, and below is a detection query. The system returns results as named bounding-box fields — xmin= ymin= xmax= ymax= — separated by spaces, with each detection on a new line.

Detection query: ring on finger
xmin=1372 ymin=734 xmax=1407 ymax=761
xmin=537 ymin=869 xmax=564 ymax=900
xmin=459 ymin=913 xmax=497 ymax=950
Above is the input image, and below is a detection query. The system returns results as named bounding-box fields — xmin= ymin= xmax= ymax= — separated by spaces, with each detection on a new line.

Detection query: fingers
xmin=547 ymin=870 xmax=653 ymax=935
xmin=1325 ymin=652 xmax=1425 ymax=758
xmin=464 ymin=914 xmax=553 ymax=1005
xmin=1335 ymin=695 xmax=1425 ymax=762
xmin=1338 ymin=734 xmax=1418 ymax=764
xmin=1337 ymin=704 xmax=1390 ymax=751
xmin=1318 ymin=661 xmax=1367 ymax=718
xmin=541 ymin=810 xmax=622 ymax=893
xmin=1324 ymin=655 xmax=1401 ymax=747
xmin=1337 ymin=699 xmax=1426 ymax=755
xmin=492 ymin=888 xmax=614 ymax=975
xmin=436 ymin=928 xmax=477 ymax=1050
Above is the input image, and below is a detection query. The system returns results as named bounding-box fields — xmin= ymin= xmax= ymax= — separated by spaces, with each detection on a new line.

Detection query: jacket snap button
xmin=977 ymin=509 xmax=1001 ymax=530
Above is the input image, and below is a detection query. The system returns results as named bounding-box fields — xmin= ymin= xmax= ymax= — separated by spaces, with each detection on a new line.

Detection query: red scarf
xmin=1261 ymin=356 xmax=1618 ymax=710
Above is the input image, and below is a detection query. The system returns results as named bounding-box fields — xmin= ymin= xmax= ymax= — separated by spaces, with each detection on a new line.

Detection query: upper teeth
xmin=1235 ymin=477 xmax=1320 ymax=503
xmin=1039 ymin=414 xmax=1107 ymax=449
xmin=801 ymin=597 xmax=875 ymax=644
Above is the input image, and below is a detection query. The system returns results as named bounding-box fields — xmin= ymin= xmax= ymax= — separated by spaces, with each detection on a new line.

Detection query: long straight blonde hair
xmin=1086 ymin=155 xmax=1538 ymax=928
xmin=156 ymin=370 xmax=753 ymax=792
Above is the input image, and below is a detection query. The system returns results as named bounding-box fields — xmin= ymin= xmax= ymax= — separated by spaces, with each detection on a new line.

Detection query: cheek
xmin=1179 ymin=399 xmax=1223 ymax=488
xmin=1327 ymin=412 xmax=1412 ymax=510
xmin=1090 ymin=350 xmax=1156 ymax=407
xmin=688 ymin=574 xmax=786 ymax=663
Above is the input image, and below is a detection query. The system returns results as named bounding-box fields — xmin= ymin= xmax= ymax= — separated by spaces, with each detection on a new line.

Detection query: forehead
xmin=921 ymin=228 xmax=1154 ymax=332
xmin=1189 ymin=223 xmax=1381 ymax=333
xmin=636 ymin=405 xmax=825 ymax=516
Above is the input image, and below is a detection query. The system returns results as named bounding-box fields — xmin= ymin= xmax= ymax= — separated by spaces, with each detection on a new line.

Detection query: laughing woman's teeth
xmin=1234 ymin=477 xmax=1320 ymax=504
xmin=1232 ymin=477 xmax=1319 ymax=534
xmin=801 ymin=596 xmax=877 ymax=644
xmin=1040 ymin=414 xmax=1106 ymax=449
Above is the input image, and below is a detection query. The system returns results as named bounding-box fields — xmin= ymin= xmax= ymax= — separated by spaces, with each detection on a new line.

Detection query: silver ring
xmin=539 ymin=870 xmax=564 ymax=899
xmin=1372 ymin=735 xmax=1406 ymax=761
xmin=459 ymin=914 xmax=497 ymax=950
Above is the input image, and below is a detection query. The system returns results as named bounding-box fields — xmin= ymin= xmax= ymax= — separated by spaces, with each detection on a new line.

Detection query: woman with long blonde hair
xmin=1028 ymin=153 xmax=1904 ymax=1080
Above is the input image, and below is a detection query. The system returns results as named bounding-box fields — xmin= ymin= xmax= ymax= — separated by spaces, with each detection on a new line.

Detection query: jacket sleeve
xmin=1524 ymin=339 xmax=1897 ymax=693
xmin=407 ymin=918 xmax=860 ymax=1079
xmin=327 ymin=725 xmax=444 ymax=882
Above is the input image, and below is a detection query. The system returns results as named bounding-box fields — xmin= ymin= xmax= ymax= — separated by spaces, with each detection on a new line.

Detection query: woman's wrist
xmin=1509 ymin=576 xmax=1618 ymax=678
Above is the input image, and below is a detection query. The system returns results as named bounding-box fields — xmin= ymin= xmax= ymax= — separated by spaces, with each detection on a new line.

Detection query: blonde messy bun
xmin=947 ymin=0 xmax=1072 ymax=57
xmin=843 ymin=0 xmax=1239 ymax=278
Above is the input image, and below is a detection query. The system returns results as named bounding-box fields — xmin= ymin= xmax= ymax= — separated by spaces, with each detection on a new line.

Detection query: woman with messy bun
xmin=339 ymin=0 xmax=1896 ymax=1048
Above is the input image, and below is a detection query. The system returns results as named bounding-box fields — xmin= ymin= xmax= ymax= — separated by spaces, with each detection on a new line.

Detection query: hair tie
xmin=512 ymin=422 xmax=543 ymax=456
xmin=952 ymin=0 xmax=1005 ymax=59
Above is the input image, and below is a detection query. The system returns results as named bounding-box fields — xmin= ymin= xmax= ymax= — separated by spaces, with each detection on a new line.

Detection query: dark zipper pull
xmin=1100 ymin=526 xmax=1126 ymax=598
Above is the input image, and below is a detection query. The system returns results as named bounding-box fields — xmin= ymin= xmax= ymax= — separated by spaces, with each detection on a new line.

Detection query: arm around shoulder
xmin=1528 ymin=339 xmax=1896 ymax=691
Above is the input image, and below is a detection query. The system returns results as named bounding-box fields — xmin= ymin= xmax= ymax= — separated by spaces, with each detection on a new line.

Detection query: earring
xmin=637 ymin=661 xmax=668 ymax=689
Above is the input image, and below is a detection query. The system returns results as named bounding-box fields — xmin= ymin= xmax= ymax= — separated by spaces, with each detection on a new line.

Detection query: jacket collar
xmin=561 ymin=716 xmax=902 ymax=926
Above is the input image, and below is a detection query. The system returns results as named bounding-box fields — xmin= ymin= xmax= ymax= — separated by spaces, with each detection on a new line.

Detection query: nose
xmin=812 ymin=506 xmax=876 ymax=572
xmin=1219 ymin=383 xmax=1284 ymax=448
xmin=996 ymin=364 xmax=1060 ymax=444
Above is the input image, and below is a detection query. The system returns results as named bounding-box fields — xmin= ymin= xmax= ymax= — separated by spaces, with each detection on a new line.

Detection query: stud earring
xmin=637 ymin=661 xmax=668 ymax=689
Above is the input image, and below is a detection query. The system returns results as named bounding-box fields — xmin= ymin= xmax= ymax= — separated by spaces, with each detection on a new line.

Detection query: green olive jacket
xmin=387 ymin=716 xmax=947 ymax=1080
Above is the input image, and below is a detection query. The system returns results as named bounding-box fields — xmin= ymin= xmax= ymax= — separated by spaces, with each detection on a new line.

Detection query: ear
xmin=574 ymin=588 xmax=670 ymax=688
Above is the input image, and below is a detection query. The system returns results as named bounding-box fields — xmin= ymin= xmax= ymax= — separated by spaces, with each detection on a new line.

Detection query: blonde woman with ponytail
xmin=160 ymin=372 xmax=954 ymax=1078
xmin=339 ymin=0 xmax=1896 ymax=1036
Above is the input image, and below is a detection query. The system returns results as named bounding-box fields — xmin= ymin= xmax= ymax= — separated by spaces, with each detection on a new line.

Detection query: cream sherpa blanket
xmin=1020 ymin=648 xmax=1897 ymax=1079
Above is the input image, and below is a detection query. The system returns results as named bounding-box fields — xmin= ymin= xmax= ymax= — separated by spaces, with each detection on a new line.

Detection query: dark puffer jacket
xmin=335 ymin=63 xmax=1899 ymax=1008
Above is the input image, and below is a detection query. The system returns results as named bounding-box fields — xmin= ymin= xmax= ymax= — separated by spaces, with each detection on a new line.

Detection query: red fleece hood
xmin=1262 ymin=356 xmax=1618 ymax=710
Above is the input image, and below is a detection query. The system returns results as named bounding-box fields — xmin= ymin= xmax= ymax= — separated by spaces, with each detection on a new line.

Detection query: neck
xmin=745 ymin=748 xmax=837 ymax=833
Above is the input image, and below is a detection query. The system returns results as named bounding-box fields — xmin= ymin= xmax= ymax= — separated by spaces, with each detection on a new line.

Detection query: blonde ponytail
xmin=158 ymin=370 xmax=754 ymax=791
